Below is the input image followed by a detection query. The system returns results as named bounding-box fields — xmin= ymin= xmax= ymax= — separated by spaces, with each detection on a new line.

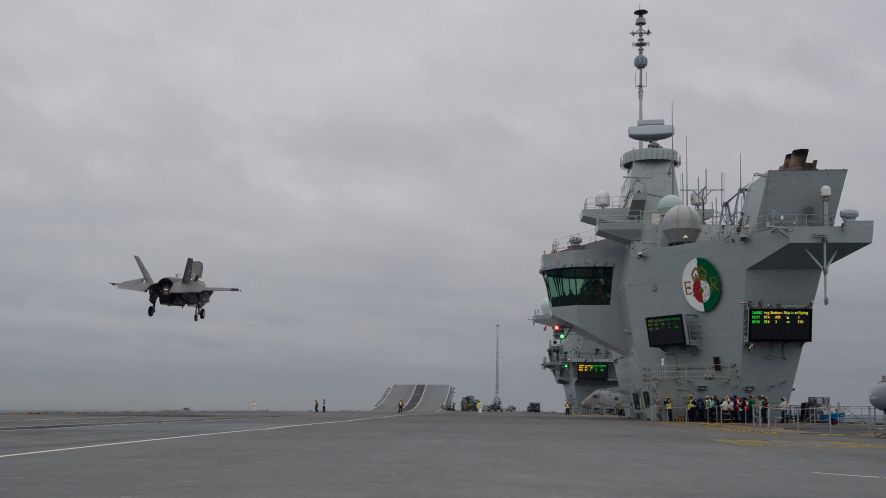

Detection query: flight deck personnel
xmin=759 ymin=395 xmax=769 ymax=423
xmin=398 ymin=399 xmax=404 ymax=413
xmin=322 ymin=399 xmax=326 ymax=413
xmin=777 ymin=397 xmax=788 ymax=423
xmin=749 ymin=395 xmax=757 ymax=423
xmin=720 ymin=396 xmax=733 ymax=422
xmin=314 ymin=399 xmax=319 ymax=413
xmin=664 ymin=395 xmax=673 ymax=421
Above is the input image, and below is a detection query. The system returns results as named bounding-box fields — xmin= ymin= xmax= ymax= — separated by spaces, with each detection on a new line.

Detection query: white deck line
xmin=0 ymin=414 xmax=406 ymax=460
xmin=438 ymin=384 xmax=453 ymax=413
xmin=374 ymin=385 xmax=393 ymax=408
xmin=408 ymin=385 xmax=428 ymax=413
xmin=812 ymin=472 xmax=884 ymax=479
xmin=404 ymin=385 xmax=419 ymax=410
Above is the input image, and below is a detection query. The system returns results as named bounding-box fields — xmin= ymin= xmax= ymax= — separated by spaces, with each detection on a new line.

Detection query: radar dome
xmin=661 ymin=205 xmax=703 ymax=245
xmin=656 ymin=195 xmax=682 ymax=215
xmin=540 ymin=299 xmax=552 ymax=316
xmin=594 ymin=191 xmax=611 ymax=208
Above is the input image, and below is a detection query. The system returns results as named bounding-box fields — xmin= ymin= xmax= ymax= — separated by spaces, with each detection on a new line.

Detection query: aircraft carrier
xmin=1 ymin=9 xmax=882 ymax=497
xmin=533 ymin=8 xmax=873 ymax=417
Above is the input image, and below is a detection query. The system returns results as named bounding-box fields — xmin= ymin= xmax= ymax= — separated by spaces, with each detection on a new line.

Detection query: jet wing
xmin=111 ymin=256 xmax=154 ymax=292
xmin=110 ymin=278 xmax=152 ymax=292
xmin=134 ymin=255 xmax=153 ymax=283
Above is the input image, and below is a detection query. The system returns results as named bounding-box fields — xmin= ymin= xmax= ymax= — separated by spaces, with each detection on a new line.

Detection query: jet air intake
xmin=157 ymin=278 xmax=173 ymax=296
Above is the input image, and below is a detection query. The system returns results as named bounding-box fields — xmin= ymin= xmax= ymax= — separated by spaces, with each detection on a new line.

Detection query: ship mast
xmin=632 ymin=9 xmax=650 ymax=121
xmin=494 ymin=323 xmax=501 ymax=407
xmin=632 ymin=9 xmax=650 ymax=147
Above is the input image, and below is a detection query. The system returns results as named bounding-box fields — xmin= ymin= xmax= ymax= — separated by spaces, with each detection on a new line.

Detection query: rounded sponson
xmin=661 ymin=204 xmax=702 ymax=244
xmin=871 ymin=380 xmax=886 ymax=411
xmin=656 ymin=194 xmax=682 ymax=215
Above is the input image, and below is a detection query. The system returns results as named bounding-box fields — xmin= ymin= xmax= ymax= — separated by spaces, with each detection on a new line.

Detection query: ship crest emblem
xmin=682 ymin=258 xmax=721 ymax=312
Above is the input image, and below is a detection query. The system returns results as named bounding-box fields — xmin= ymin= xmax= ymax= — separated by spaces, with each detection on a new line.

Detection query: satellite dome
xmin=634 ymin=54 xmax=648 ymax=69
xmin=540 ymin=299 xmax=552 ymax=316
xmin=661 ymin=205 xmax=703 ymax=245
xmin=594 ymin=190 xmax=611 ymax=208
xmin=656 ymin=194 xmax=682 ymax=215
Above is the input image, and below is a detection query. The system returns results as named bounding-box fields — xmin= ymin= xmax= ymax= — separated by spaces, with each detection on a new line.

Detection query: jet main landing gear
xmin=194 ymin=308 xmax=206 ymax=321
xmin=148 ymin=305 xmax=155 ymax=317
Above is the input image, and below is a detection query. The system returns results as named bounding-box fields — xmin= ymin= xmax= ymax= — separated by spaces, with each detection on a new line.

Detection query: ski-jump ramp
xmin=372 ymin=384 xmax=454 ymax=413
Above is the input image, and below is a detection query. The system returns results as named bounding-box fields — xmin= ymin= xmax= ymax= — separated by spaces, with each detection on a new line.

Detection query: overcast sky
xmin=1 ymin=1 xmax=883 ymax=411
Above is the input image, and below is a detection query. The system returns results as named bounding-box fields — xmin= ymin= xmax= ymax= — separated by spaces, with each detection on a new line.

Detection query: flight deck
xmin=1 ymin=411 xmax=883 ymax=497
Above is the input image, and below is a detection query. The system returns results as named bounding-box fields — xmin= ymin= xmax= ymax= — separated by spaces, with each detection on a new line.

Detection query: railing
xmin=642 ymin=364 xmax=737 ymax=383
xmin=559 ymin=347 xmax=614 ymax=360
xmin=748 ymin=213 xmax=827 ymax=231
xmin=549 ymin=229 xmax=597 ymax=253
xmin=587 ymin=212 xmax=647 ymax=223
xmin=651 ymin=403 xmax=884 ymax=434
xmin=583 ymin=194 xmax=632 ymax=211
xmin=547 ymin=211 xmax=836 ymax=254
xmin=575 ymin=405 xmax=629 ymax=417
xmin=763 ymin=405 xmax=884 ymax=435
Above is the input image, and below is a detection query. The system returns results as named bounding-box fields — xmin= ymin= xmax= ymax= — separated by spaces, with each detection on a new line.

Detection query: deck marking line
xmin=812 ymin=472 xmax=884 ymax=479
xmin=0 ymin=414 xmax=406 ymax=459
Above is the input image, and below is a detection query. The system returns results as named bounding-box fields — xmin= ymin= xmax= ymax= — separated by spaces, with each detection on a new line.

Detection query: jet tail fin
xmin=181 ymin=258 xmax=204 ymax=282
xmin=134 ymin=255 xmax=153 ymax=284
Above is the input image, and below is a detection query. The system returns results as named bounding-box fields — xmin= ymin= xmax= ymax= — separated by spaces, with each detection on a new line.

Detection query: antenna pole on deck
xmin=632 ymin=8 xmax=650 ymax=148
xmin=494 ymin=323 xmax=501 ymax=407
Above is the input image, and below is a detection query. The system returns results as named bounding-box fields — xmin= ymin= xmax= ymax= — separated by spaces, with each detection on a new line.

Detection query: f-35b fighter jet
xmin=111 ymin=256 xmax=240 ymax=321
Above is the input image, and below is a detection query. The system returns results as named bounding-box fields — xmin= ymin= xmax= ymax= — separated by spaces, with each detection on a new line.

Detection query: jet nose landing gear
xmin=194 ymin=308 xmax=206 ymax=321
xmin=148 ymin=305 xmax=155 ymax=317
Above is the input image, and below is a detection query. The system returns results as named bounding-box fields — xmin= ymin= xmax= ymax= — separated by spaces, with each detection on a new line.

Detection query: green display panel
xmin=748 ymin=308 xmax=812 ymax=342
xmin=576 ymin=362 xmax=609 ymax=381
xmin=645 ymin=314 xmax=686 ymax=347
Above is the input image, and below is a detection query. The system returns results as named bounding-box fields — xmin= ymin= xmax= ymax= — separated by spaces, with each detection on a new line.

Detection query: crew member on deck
xmin=398 ymin=399 xmax=404 ymax=413
xmin=664 ymin=395 xmax=673 ymax=421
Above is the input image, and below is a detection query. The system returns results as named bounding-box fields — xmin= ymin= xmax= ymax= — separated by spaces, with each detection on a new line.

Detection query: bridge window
xmin=543 ymin=267 xmax=613 ymax=307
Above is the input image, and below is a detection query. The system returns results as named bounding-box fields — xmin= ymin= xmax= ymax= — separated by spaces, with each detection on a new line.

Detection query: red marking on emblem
xmin=692 ymin=280 xmax=704 ymax=303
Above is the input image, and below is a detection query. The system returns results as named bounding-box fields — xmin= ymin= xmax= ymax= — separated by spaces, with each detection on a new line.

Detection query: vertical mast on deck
xmin=494 ymin=323 xmax=501 ymax=407
xmin=632 ymin=9 xmax=650 ymax=147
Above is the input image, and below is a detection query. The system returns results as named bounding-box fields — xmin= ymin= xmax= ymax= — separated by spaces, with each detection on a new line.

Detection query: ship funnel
xmin=779 ymin=148 xmax=817 ymax=170
xmin=789 ymin=149 xmax=809 ymax=169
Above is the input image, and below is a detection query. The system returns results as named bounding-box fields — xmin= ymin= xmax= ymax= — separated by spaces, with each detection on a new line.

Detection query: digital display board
xmin=576 ymin=362 xmax=609 ymax=381
xmin=646 ymin=314 xmax=687 ymax=347
xmin=748 ymin=308 xmax=812 ymax=342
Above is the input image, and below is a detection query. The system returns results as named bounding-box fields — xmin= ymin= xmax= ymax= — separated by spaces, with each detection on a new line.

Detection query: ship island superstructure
xmin=533 ymin=9 xmax=873 ymax=417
